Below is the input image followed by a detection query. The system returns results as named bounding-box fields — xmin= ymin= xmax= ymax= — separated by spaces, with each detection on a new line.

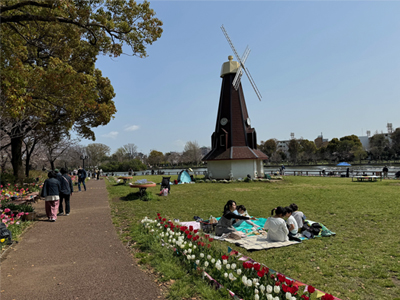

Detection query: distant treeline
xmin=99 ymin=159 xmax=146 ymax=172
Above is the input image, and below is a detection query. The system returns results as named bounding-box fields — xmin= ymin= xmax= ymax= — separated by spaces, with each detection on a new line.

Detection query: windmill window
xmin=220 ymin=135 xmax=225 ymax=146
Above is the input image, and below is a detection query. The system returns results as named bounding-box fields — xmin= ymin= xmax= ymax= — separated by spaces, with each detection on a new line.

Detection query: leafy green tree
xmin=391 ymin=128 xmax=400 ymax=156
xmin=0 ymin=0 xmax=162 ymax=180
xmin=299 ymin=139 xmax=317 ymax=163
xmin=259 ymin=139 xmax=277 ymax=157
xmin=369 ymin=134 xmax=390 ymax=161
xmin=288 ymin=139 xmax=300 ymax=164
xmin=147 ymin=150 xmax=164 ymax=167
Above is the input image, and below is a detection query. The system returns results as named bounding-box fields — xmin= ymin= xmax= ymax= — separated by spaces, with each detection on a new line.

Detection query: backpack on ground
xmin=0 ymin=223 xmax=13 ymax=245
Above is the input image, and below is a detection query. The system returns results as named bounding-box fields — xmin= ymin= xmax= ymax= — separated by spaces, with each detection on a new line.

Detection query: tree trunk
xmin=11 ymin=135 xmax=24 ymax=181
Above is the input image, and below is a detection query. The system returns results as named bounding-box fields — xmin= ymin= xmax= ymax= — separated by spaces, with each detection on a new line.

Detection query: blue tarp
xmin=178 ymin=170 xmax=191 ymax=183
xmin=337 ymin=162 xmax=351 ymax=166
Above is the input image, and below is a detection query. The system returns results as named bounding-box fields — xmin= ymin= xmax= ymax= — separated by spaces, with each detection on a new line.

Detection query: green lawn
xmin=106 ymin=176 xmax=400 ymax=300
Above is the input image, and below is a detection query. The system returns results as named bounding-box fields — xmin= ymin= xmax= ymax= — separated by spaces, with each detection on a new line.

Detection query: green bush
xmin=0 ymin=172 xmax=16 ymax=186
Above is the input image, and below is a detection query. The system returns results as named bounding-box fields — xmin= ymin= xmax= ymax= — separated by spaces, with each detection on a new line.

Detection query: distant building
xmin=276 ymin=140 xmax=290 ymax=157
xmin=314 ymin=135 xmax=329 ymax=148
xmin=358 ymin=136 xmax=370 ymax=151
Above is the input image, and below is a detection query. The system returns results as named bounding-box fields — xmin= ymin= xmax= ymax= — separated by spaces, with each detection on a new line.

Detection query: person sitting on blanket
xmin=233 ymin=205 xmax=260 ymax=229
xmin=263 ymin=206 xmax=289 ymax=242
xmin=290 ymin=203 xmax=306 ymax=230
xmin=215 ymin=200 xmax=256 ymax=236
xmin=284 ymin=206 xmax=301 ymax=242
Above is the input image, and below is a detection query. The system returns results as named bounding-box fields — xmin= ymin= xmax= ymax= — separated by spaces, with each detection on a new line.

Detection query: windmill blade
xmin=243 ymin=67 xmax=262 ymax=101
xmin=232 ymin=68 xmax=243 ymax=90
xmin=221 ymin=25 xmax=242 ymax=63
xmin=241 ymin=46 xmax=251 ymax=65
xmin=232 ymin=47 xmax=250 ymax=90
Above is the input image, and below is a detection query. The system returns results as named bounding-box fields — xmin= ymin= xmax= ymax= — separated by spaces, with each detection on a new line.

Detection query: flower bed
xmin=141 ymin=214 xmax=339 ymax=300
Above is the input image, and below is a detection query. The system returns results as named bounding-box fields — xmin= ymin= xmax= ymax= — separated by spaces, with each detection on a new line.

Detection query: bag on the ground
xmin=0 ymin=223 xmax=12 ymax=244
xmin=200 ymin=221 xmax=216 ymax=233
xmin=160 ymin=188 xmax=168 ymax=196
xmin=228 ymin=231 xmax=242 ymax=240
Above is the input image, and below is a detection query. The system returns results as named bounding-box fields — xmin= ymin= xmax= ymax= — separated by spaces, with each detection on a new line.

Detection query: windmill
xmin=221 ymin=25 xmax=262 ymax=101
xmin=202 ymin=25 xmax=268 ymax=180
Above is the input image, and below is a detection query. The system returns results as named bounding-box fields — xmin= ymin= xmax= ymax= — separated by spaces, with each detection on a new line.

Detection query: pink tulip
xmin=0 ymin=214 xmax=5 ymax=219
xmin=16 ymin=221 xmax=20 ymax=225
xmin=25 ymin=212 xmax=29 ymax=215
xmin=4 ymin=208 xmax=10 ymax=213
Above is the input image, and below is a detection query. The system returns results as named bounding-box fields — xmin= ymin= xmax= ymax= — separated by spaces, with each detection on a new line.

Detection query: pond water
xmin=105 ymin=164 xmax=399 ymax=177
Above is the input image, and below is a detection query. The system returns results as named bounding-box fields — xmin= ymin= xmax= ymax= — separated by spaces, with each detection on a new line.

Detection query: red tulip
xmin=308 ymin=286 xmax=315 ymax=293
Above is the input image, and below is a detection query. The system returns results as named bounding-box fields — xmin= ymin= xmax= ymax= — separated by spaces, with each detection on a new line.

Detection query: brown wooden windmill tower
xmin=202 ymin=25 xmax=268 ymax=180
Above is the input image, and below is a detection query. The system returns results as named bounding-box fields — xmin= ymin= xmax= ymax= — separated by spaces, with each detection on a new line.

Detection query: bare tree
xmin=122 ymin=143 xmax=138 ymax=160
xmin=183 ymin=141 xmax=202 ymax=166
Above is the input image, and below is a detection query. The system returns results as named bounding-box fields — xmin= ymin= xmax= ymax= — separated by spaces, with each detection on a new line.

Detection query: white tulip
xmin=211 ymin=258 xmax=215 ymax=263
xmin=291 ymin=297 xmax=297 ymax=300
xmin=255 ymin=288 xmax=259 ymax=294
xmin=266 ymin=285 xmax=273 ymax=294
xmin=207 ymin=255 xmax=212 ymax=260
xmin=216 ymin=264 xmax=222 ymax=271
xmin=191 ymin=255 xmax=195 ymax=260
xmin=196 ymin=260 xmax=200 ymax=265
xmin=231 ymin=263 xmax=237 ymax=270
xmin=226 ymin=264 xmax=231 ymax=270
xmin=266 ymin=294 xmax=273 ymax=300
xmin=193 ymin=245 xmax=196 ymax=249
xmin=204 ymin=261 xmax=209 ymax=267
xmin=254 ymin=295 xmax=259 ymax=300
xmin=217 ymin=260 xmax=221 ymax=265
xmin=274 ymin=285 xmax=280 ymax=293
xmin=252 ymin=278 xmax=258 ymax=285
xmin=237 ymin=269 xmax=242 ymax=275
xmin=247 ymin=279 xmax=252 ymax=287
xmin=223 ymin=259 xmax=228 ymax=265
xmin=229 ymin=273 xmax=236 ymax=281
xmin=200 ymin=253 xmax=204 ymax=258
xmin=180 ymin=244 xmax=184 ymax=249
xmin=273 ymin=297 xmax=279 ymax=300
xmin=224 ymin=273 xmax=228 ymax=278
xmin=188 ymin=249 xmax=192 ymax=254
xmin=242 ymin=275 xmax=247 ymax=285
xmin=260 ymin=285 xmax=265 ymax=292
xmin=286 ymin=292 xmax=292 ymax=300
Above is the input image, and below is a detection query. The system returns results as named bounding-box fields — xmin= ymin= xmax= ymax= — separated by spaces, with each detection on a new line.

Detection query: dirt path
xmin=0 ymin=179 xmax=165 ymax=300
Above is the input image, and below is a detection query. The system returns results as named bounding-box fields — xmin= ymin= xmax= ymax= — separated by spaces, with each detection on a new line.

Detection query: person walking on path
xmin=77 ymin=166 xmax=87 ymax=191
xmin=58 ymin=168 xmax=73 ymax=216
xmin=40 ymin=171 xmax=61 ymax=222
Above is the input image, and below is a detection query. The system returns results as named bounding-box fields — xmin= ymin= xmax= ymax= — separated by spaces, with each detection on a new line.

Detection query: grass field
xmin=106 ymin=175 xmax=400 ymax=300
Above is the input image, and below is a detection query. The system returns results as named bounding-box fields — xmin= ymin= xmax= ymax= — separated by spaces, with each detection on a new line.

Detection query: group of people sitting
xmin=215 ymin=200 xmax=306 ymax=242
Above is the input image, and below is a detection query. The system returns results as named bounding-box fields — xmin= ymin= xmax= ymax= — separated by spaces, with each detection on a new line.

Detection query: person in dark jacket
xmin=41 ymin=171 xmax=61 ymax=222
xmin=77 ymin=166 xmax=87 ymax=191
xmin=58 ymin=168 xmax=73 ymax=216
xmin=215 ymin=200 xmax=256 ymax=236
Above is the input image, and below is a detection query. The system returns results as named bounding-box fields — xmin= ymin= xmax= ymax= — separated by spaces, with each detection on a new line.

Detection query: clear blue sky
xmin=80 ymin=1 xmax=400 ymax=155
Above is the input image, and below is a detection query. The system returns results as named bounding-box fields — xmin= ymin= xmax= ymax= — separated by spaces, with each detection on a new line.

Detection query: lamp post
xmin=80 ymin=155 xmax=88 ymax=169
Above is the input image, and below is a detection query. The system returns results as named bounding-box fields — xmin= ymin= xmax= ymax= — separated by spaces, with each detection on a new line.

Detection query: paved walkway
xmin=1 ymin=179 xmax=165 ymax=300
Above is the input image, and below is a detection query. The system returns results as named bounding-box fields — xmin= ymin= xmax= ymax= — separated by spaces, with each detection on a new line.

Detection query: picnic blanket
xmin=224 ymin=235 xmax=300 ymax=250
xmin=217 ymin=218 xmax=335 ymax=250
